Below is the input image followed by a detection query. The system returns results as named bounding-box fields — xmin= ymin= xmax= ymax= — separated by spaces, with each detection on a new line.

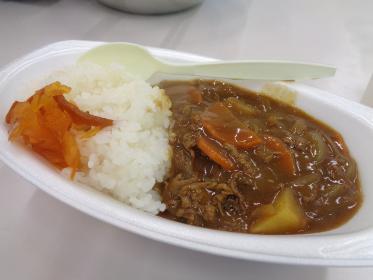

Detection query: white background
xmin=1 ymin=0 xmax=373 ymax=279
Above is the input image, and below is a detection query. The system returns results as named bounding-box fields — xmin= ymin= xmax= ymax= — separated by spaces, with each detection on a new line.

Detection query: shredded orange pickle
xmin=5 ymin=82 xmax=114 ymax=179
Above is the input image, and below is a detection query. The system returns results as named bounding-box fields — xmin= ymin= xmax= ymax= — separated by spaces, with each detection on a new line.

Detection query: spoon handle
xmin=161 ymin=61 xmax=336 ymax=81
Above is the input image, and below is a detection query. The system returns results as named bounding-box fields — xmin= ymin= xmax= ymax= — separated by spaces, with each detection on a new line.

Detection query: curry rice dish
xmin=5 ymin=65 xmax=361 ymax=234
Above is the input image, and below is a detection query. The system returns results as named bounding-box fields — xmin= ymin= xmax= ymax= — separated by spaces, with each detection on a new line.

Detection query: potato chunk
xmin=250 ymin=188 xmax=306 ymax=234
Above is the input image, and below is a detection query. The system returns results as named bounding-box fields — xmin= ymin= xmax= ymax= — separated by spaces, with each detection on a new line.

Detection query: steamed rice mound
xmin=51 ymin=63 xmax=171 ymax=214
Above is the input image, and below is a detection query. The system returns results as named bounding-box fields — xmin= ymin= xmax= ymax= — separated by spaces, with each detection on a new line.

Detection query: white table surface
xmin=1 ymin=0 xmax=373 ymax=279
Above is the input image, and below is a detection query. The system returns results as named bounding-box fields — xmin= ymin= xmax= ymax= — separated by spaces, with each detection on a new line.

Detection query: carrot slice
xmin=197 ymin=136 xmax=235 ymax=170
xmin=54 ymin=95 xmax=113 ymax=127
xmin=202 ymin=102 xmax=261 ymax=149
xmin=203 ymin=120 xmax=261 ymax=149
xmin=263 ymin=135 xmax=296 ymax=176
xmin=203 ymin=102 xmax=238 ymax=124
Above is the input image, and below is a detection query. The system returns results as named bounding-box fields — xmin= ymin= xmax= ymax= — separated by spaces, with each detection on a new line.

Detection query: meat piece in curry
xmin=157 ymin=80 xmax=362 ymax=234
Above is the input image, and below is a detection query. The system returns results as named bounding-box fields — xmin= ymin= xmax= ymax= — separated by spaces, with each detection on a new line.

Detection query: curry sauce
xmin=157 ymin=80 xmax=362 ymax=234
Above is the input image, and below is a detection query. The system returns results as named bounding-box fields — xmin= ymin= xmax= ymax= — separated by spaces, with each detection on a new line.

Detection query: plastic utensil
xmin=97 ymin=0 xmax=204 ymax=14
xmin=78 ymin=43 xmax=336 ymax=81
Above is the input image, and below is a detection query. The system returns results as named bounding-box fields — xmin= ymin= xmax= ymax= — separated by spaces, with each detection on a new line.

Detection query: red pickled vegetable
xmin=5 ymin=81 xmax=113 ymax=178
xmin=54 ymin=95 xmax=113 ymax=127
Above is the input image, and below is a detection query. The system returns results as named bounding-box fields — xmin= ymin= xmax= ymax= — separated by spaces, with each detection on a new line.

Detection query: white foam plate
xmin=1 ymin=40 xmax=373 ymax=266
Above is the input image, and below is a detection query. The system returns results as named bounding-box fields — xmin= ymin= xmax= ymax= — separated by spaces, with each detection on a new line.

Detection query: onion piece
xmin=291 ymin=119 xmax=307 ymax=135
xmin=323 ymin=184 xmax=348 ymax=199
xmin=345 ymin=158 xmax=358 ymax=182
xmin=289 ymin=173 xmax=321 ymax=187
xmin=223 ymin=97 xmax=260 ymax=116
xmin=309 ymin=131 xmax=328 ymax=164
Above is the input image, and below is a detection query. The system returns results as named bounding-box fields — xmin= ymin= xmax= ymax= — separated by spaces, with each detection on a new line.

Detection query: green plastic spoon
xmin=78 ymin=43 xmax=336 ymax=81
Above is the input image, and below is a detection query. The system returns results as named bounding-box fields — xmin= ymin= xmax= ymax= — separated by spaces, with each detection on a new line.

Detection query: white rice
xmin=50 ymin=63 xmax=171 ymax=214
